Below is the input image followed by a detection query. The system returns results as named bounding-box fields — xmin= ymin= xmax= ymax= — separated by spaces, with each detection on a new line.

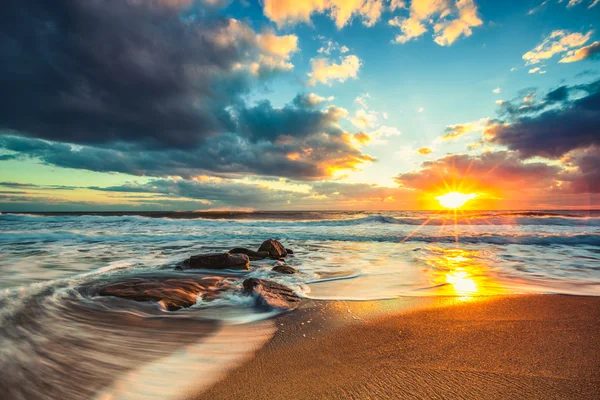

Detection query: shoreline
xmin=191 ymin=294 xmax=600 ymax=400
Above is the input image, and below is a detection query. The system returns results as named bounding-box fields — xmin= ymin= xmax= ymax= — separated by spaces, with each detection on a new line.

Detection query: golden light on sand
xmin=436 ymin=191 xmax=477 ymax=209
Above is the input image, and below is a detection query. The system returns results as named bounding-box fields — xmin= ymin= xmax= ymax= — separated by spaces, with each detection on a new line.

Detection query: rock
xmin=94 ymin=275 xmax=230 ymax=311
xmin=258 ymin=239 xmax=287 ymax=259
xmin=285 ymin=248 xmax=294 ymax=255
xmin=272 ymin=265 xmax=298 ymax=274
xmin=179 ymin=252 xmax=250 ymax=270
xmin=243 ymin=278 xmax=301 ymax=310
xmin=229 ymin=247 xmax=269 ymax=261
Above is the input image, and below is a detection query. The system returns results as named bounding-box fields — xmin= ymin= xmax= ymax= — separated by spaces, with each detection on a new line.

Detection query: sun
xmin=436 ymin=192 xmax=477 ymax=209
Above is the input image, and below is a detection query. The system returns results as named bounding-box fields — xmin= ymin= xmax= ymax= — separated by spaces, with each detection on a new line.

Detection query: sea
xmin=0 ymin=210 xmax=599 ymax=399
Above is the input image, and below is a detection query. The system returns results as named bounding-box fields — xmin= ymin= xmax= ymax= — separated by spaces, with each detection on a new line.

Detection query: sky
xmin=1 ymin=0 xmax=599 ymax=211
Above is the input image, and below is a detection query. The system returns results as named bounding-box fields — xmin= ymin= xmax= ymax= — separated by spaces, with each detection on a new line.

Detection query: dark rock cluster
xmin=93 ymin=239 xmax=302 ymax=312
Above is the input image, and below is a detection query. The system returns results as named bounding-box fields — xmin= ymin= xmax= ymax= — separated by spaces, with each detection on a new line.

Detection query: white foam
xmin=94 ymin=321 xmax=276 ymax=400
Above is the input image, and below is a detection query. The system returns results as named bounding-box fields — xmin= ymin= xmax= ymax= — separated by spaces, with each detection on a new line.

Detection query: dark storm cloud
xmin=86 ymin=178 xmax=413 ymax=209
xmin=0 ymin=0 xmax=293 ymax=149
xmin=0 ymin=0 xmax=375 ymax=180
xmin=0 ymin=182 xmax=77 ymax=190
xmin=0 ymin=123 xmax=372 ymax=180
xmin=560 ymin=147 xmax=600 ymax=193
xmin=487 ymin=79 xmax=600 ymax=159
xmin=237 ymin=100 xmax=343 ymax=141
xmin=89 ymin=178 xmax=303 ymax=207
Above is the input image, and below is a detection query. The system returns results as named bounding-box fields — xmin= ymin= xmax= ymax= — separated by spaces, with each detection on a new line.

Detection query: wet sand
xmin=193 ymin=295 xmax=600 ymax=400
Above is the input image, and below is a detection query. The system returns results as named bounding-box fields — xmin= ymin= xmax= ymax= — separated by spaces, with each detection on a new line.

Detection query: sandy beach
xmin=194 ymin=295 xmax=600 ymax=400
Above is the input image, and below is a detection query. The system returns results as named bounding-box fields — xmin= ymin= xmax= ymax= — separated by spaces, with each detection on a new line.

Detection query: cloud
xmin=394 ymin=151 xmax=563 ymax=205
xmin=292 ymin=93 xmax=335 ymax=108
xmin=485 ymin=79 xmax=600 ymax=159
xmin=417 ymin=147 xmax=433 ymax=155
xmin=390 ymin=0 xmax=483 ymax=46
xmin=527 ymin=0 xmax=549 ymax=15
xmin=308 ymin=55 xmax=362 ymax=86
xmin=389 ymin=15 xmax=427 ymax=44
xmin=350 ymin=109 xmax=378 ymax=128
xmin=590 ymin=0 xmax=600 ymax=8
xmin=0 ymin=182 xmax=77 ymax=190
xmin=0 ymin=94 xmax=376 ymax=180
xmin=0 ymin=1 xmax=381 ymax=182
xmin=0 ymin=0 xmax=300 ymax=150
xmin=522 ymin=30 xmax=593 ymax=65
xmin=528 ymin=67 xmax=544 ymax=74
xmin=560 ymin=146 xmax=600 ymax=193
xmin=262 ymin=0 xmax=386 ymax=29
xmin=567 ymin=0 xmax=583 ymax=7
xmin=354 ymin=93 xmax=371 ymax=108
xmin=559 ymin=41 xmax=600 ymax=63
xmin=390 ymin=0 xmax=407 ymax=11
xmin=440 ymin=118 xmax=489 ymax=141
xmin=79 ymin=178 xmax=414 ymax=210
xmin=317 ymin=38 xmax=350 ymax=55
xmin=493 ymin=87 xmax=501 ymax=93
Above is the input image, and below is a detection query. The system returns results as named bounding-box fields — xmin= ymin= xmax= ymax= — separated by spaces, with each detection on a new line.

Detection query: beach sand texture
xmin=196 ymin=295 xmax=600 ymax=400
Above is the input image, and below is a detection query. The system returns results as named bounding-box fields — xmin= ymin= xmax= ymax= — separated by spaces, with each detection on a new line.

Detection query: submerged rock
xmin=178 ymin=252 xmax=250 ymax=270
xmin=258 ymin=239 xmax=287 ymax=259
xmin=229 ymin=247 xmax=269 ymax=260
xmin=272 ymin=265 xmax=298 ymax=274
xmin=94 ymin=276 xmax=230 ymax=311
xmin=285 ymin=248 xmax=294 ymax=255
xmin=243 ymin=278 xmax=301 ymax=310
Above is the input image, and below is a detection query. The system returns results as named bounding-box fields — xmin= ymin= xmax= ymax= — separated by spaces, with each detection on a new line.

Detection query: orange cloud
xmin=559 ymin=41 xmax=600 ymax=63
xmin=263 ymin=0 xmax=386 ymax=28
xmin=394 ymin=151 xmax=565 ymax=209
xmin=390 ymin=0 xmax=483 ymax=46
xmin=440 ymin=118 xmax=489 ymax=141
xmin=523 ymin=30 xmax=592 ymax=65
xmin=417 ymin=147 xmax=432 ymax=155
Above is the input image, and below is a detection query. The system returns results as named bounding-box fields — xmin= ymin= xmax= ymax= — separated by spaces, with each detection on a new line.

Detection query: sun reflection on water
xmin=423 ymin=247 xmax=502 ymax=298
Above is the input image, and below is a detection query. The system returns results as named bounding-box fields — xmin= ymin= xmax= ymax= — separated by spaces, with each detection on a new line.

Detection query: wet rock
xmin=229 ymin=247 xmax=269 ymax=261
xmin=258 ymin=239 xmax=287 ymax=259
xmin=285 ymin=248 xmax=294 ymax=255
xmin=243 ymin=278 xmax=301 ymax=310
xmin=95 ymin=276 xmax=230 ymax=311
xmin=272 ymin=265 xmax=298 ymax=274
xmin=179 ymin=252 xmax=249 ymax=270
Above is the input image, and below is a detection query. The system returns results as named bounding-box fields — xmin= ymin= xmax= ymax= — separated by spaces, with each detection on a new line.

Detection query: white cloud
xmin=527 ymin=0 xmax=549 ymax=15
xmin=350 ymin=109 xmax=378 ymax=128
xmin=374 ymin=125 xmax=401 ymax=136
xmin=528 ymin=67 xmax=546 ymax=74
xmin=417 ymin=107 xmax=424 ymax=112
xmin=354 ymin=93 xmax=371 ymax=108
xmin=308 ymin=55 xmax=362 ymax=86
xmin=493 ymin=87 xmax=501 ymax=93
xmin=305 ymin=93 xmax=335 ymax=106
xmin=317 ymin=38 xmax=350 ymax=56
